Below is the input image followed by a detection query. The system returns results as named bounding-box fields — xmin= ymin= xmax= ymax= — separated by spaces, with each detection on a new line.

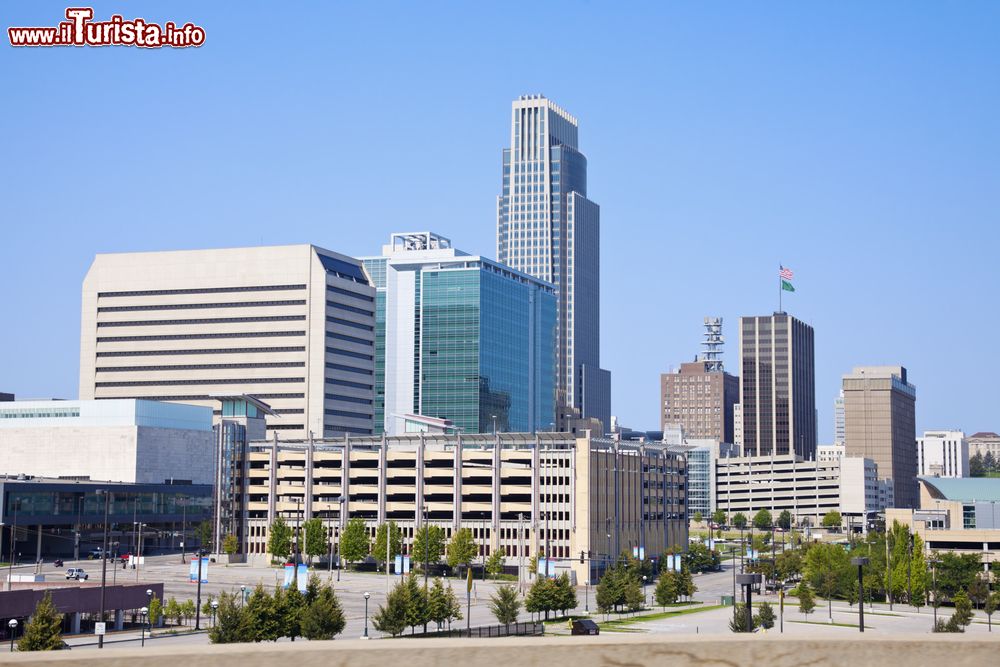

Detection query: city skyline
xmin=4 ymin=2 xmax=1000 ymax=441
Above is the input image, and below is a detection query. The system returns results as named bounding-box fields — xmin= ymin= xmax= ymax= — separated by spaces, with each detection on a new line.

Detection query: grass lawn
xmin=598 ymin=604 xmax=725 ymax=629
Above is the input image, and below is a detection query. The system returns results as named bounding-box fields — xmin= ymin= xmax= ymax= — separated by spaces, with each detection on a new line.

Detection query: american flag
xmin=779 ymin=266 xmax=793 ymax=280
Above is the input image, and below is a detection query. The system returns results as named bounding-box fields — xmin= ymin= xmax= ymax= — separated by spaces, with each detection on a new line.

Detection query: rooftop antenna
xmin=699 ymin=317 xmax=724 ymax=372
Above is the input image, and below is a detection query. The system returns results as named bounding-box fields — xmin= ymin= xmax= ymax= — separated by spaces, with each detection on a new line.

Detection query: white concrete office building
xmin=0 ymin=399 xmax=214 ymax=484
xmin=79 ymin=245 xmax=376 ymax=440
xmin=917 ymin=430 xmax=969 ymax=478
xmin=715 ymin=453 xmax=889 ymax=527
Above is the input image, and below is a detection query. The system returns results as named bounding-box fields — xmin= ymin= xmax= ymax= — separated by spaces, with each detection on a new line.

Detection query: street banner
xmin=297 ymin=564 xmax=307 ymax=592
xmin=188 ymin=557 xmax=208 ymax=583
xmin=393 ymin=555 xmax=410 ymax=575
xmin=632 ymin=546 xmax=645 ymax=560
xmin=283 ymin=563 xmax=294 ymax=588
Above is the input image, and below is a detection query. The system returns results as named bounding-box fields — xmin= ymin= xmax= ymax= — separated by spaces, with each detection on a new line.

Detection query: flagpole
xmin=778 ymin=265 xmax=782 ymax=314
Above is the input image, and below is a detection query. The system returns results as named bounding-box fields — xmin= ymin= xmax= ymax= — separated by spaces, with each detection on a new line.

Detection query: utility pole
xmin=293 ymin=498 xmax=301 ymax=590
xmin=195 ymin=551 xmax=204 ymax=630
xmin=518 ymin=512 xmax=524 ymax=592
xmin=180 ymin=497 xmax=187 ymax=564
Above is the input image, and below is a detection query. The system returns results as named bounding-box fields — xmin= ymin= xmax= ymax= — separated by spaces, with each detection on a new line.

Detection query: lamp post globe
xmin=8 ymin=619 xmax=17 ymax=653
xmin=211 ymin=600 xmax=219 ymax=627
xmin=139 ymin=607 xmax=149 ymax=647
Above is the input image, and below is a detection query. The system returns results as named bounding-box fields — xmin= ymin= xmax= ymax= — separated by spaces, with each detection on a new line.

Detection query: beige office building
xmin=968 ymin=432 xmax=1000 ymax=460
xmin=842 ymin=365 xmax=918 ymax=508
xmin=79 ymin=245 xmax=376 ymax=440
xmin=660 ymin=361 xmax=739 ymax=442
xmin=241 ymin=432 xmax=687 ymax=584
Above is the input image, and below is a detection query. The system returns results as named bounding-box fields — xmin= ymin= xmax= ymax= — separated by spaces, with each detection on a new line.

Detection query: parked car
xmin=53 ymin=559 xmax=64 ymax=567
xmin=87 ymin=549 xmax=104 ymax=560
xmin=65 ymin=568 xmax=89 ymax=581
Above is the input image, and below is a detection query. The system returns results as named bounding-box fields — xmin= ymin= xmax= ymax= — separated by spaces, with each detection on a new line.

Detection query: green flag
xmin=781 ymin=280 xmax=795 ymax=292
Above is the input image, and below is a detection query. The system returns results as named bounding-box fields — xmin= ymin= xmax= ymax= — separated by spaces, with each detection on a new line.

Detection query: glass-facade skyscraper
xmin=363 ymin=232 xmax=556 ymax=435
xmin=496 ymin=95 xmax=610 ymax=432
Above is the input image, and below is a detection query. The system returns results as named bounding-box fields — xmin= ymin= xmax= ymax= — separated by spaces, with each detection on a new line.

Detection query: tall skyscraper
xmin=79 ymin=245 xmax=376 ymax=440
xmin=362 ymin=232 xmax=556 ymax=436
xmin=738 ymin=313 xmax=816 ymax=458
xmin=496 ymin=94 xmax=610 ymax=433
xmin=660 ymin=318 xmax=739 ymax=442
xmin=843 ymin=365 xmax=917 ymax=508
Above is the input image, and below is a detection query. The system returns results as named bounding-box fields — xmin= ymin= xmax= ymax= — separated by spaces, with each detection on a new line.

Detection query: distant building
xmin=715 ymin=453 xmax=889 ymax=528
xmin=834 ymin=391 xmax=845 ymax=445
xmin=887 ymin=476 xmax=1000 ymax=564
xmin=667 ymin=439 xmax=739 ymax=520
xmin=738 ymin=313 xmax=816 ymax=458
xmin=733 ymin=403 xmax=743 ymax=447
xmin=0 ymin=398 xmax=214 ymax=484
xmin=79 ymin=244 xmax=377 ymax=440
xmin=362 ymin=232 xmax=556 ymax=436
xmin=968 ymin=432 xmax=1000 ymax=460
xmin=917 ymin=430 xmax=968 ymax=478
xmin=843 ymin=365 xmax=918 ymax=508
xmin=0 ymin=393 xmax=13 ymax=402
xmin=817 ymin=443 xmax=846 ymax=463
xmin=496 ymin=95 xmax=610 ymax=433
xmin=239 ymin=431 xmax=687 ymax=584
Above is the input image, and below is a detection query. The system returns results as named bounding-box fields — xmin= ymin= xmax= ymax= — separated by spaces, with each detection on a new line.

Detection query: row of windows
xmin=98 ymin=284 xmax=307 ymax=298
xmin=325 ymin=425 xmax=374 ymax=435
xmin=97 ymin=331 xmax=306 ymax=343
xmin=324 ymin=408 xmax=373 ymax=420
xmin=96 ymin=346 xmax=306 ymax=357
xmin=326 ymin=300 xmax=375 ymax=317
xmin=325 ymin=393 xmax=373 ymax=406
xmin=326 ymin=316 xmax=374 ymax=332
xmin=131 ymin=392 xmax=305 ymax=401
xmin=97 ymin=315 xmax=306 ymax=327
xmin=95 ymin=377 xmax=305 ymax=387
xmin=327 ymin=332 xmax=372 ymax=346
xmin=325 ymin=362 xmax=373 ymax=376
xmin=96 ymin=361 xmax=306 ymax=372
xmin=97 ymin=299 xmax=306 ymax=313
xmin=327 ymin=378 xmax=373 ymax=391
xmin=326 ymin=346 xmax=373 ymax=361
xmin=327 ymin=285 xmax=374 ymax=303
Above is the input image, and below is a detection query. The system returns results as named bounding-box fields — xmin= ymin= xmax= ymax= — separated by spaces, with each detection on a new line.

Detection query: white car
xmin=65 ymin=568 xmax=89 ymax=581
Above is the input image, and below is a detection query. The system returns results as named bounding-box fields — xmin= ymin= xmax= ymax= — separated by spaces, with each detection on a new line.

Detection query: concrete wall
xmin=2 ymin=635 xmax=997 ymax=666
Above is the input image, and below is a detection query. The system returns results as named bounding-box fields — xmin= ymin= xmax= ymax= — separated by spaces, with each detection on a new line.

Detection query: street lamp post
xmin=642 ymin=575 xmax=648 ymax=609
xmin=363 ymin=592 xmax=371 ymax=639
xmin=8 ymin=619 xmax=17 ymax=652
xmin=736 ymin=573 xmax=762 ymax=633
xmin=139 ymin=607 xmax=148 ymax=647
xmin=240 ymin=585 xmax=247 ymax=607
xmin=211 ymin=600 xmax=218 ymax=628
xmin=423 ymin=505 xmax=429 ymax=589
xmin=195 ymin=550 xmax=204 ymax=629
xmin=97 ymin=489 xmax=110 ymax=649
xmin=336 ymin=496 xmax=345 ymax=582
xmin=851 ymin=557 xmax=869 ymax=632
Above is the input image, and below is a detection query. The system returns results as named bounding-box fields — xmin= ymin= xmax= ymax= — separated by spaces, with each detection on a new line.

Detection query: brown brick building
xmin=660 ymin=361 xmax=739 ymax=442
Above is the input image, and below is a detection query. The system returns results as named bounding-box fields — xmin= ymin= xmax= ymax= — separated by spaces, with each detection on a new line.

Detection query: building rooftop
xmin=919 ymin=476 xmax=1000 ymax=503
xmin=969 ymin=431 xmax=1000 ymax=439
xmin=0 ymin=399 xmax=212 ymax=431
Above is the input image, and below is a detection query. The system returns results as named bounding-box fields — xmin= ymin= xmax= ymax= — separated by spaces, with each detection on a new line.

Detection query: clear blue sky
xmin=3 ymin=2 xmax=999 ymax=441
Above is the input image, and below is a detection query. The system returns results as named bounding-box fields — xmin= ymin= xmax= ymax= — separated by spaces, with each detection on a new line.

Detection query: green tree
xmin=777 ymin=510 xmax=793 ymax=531
xmin=525 ymin=576 xmax=556 ymax=619
xmin=147 ymin=594 xmax=163 ymax=627
xmin=339 ymin=517 xmax=371 ymax=567
xmin=372 ymin=581 xmax=409 ymax=637
xmin=302 ymin=518 xmax=328 ymax=560
xmin=373 ymin=521 xmax=403 ymax=571
xmin=711 ymin=509 xmax=727 ymax=527
xmin=165 ymin=597 xmax=183 ymax=626
xmin=305 ymin=574 xmax=323 ymax=604
xmin=678 ymin=565 xmax=697 ymax=600
xmin=267 ymin=516 xmax=293 ymax=561
xmin=755 ymin=601 xmax=776 ymax=629
xmin=752 ymin=509 xmax=773 ymax=530
xmin=595 ymin=569 xmax=623 ymax=614
xmin=952 ymin=590 xmax=974 ymax=628
xmin=208 ymin=591 xmax=244 ymax=644
xmin=300 ymin=583 xmax=346 ymax=640
xmin=486 ymin=549 xmax=506 ymax=579
xmin=729 ymin=603 xmax=754 ymax=633
xmin=194 ymin=520 xmax=213 ymax=551
xmin=282 ymin=585 xmax=306 ymax=640
xmin=984 ymin=590 xmax=1000 ymax=631
xmin=821 ymin=511 xmax=843 ymax=530
xmin=624 ymin=576 xmax=645 ymax=612
xmin=16 ymin=593 xmax=63 ymax=651
xmin=655 ymin=571 xmax=678 ymax=607
xmin=241 ymin=584 xmax=281 ymax=642
xmin=490 ymin=585 xmax=522 ymax=625
xmin=935 ymin=551 xmax=982 ymax=598
xmin=970 ymin=452 xmax=986 ymax=477
xmin=182 ymin=599 xmax=196 ymax=625
xmin=554 ymin=573 xmax=577 ymax=614
xmin=684 ymin=541 xmax=720 ymax=573
xmin=427 ymin=578 xmax=450 ymax=630
xmin=201 ymin=595 xmax=215 ymax=620
xmin=802 ymin=542 xmax=852 ymax=599
xmin=444 ymin=583 xmax=463 ymax=629
xmin=731 ymin=512 xmax=748 ymax=530
xmin=403 ymin=573 xmax=431 ymax=633
xmin=798 ymin=581 xmax=816 ymax=617
xmin=969 ymin=577 xmax=989 ymax=610
xmin=775 ymin=548 xmax=802 ymax=582
xmin=411 ymin=524 xmax=446 ymax=571
xmin=223 ymin=534 xmax=239 ymax=557
xmin=446 ymin=527 xmax=477 ymax=570
xmin=692 ymin=511 xmax=703 ymax=524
